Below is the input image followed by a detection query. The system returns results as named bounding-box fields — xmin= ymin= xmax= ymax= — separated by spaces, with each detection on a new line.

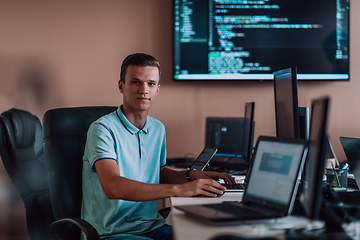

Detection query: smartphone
xmin=190 ymin=148 xmax=218 ymax=171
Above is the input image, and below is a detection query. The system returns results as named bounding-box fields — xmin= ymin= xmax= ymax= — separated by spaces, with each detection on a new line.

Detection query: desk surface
xmin=170 ymin=192 xmax=326 ymax=240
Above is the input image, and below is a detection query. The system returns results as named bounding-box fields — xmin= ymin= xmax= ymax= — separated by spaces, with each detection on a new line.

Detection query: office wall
xmin=0 ymin=0 xmax=359 ymax=238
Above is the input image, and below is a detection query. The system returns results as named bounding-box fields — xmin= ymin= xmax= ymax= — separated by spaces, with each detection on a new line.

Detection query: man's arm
xmin=95 ymin=159 xmax=229 ymax=201
xmin=160 ymin=166 xmax=236 ymax=185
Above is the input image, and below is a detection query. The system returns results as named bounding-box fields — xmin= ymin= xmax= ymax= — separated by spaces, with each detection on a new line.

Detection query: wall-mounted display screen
xmin=173 ymin=0 xmax=349 ymax=81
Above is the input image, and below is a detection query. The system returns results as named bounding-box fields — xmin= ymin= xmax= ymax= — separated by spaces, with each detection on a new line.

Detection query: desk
xmin=170 ymin=192 xmax=325 ymax=240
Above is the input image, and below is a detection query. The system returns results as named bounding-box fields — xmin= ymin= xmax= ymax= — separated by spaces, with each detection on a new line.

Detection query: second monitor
xmin=274 ymin=67 xmax=310 ymax=140
xmin=205 ymin=102 xmax=255 ymax=170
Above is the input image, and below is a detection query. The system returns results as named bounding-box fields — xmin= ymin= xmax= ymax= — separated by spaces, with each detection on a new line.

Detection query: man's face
xmin=119 ymin=65 xmax=160 ymax=113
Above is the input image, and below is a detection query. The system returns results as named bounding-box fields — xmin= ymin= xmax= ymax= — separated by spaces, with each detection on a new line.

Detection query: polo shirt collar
xmin=117 ymin=106 xmax=149 ymax=134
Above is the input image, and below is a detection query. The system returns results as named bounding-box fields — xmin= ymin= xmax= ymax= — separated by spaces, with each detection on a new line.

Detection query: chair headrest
xmin=43 ymin=106 xmax=117 ymax=139
xmin=2 ymin=108 xmax=37 ymax=148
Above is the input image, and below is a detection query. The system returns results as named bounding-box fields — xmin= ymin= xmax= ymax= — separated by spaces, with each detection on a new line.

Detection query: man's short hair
xmin=120 ymin=53 xmax=161 ymax=84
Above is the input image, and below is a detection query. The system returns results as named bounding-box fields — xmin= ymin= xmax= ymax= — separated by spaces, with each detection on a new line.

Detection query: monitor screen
xmin=300 ymin=97 xmax=329 ymax=220
xmin=205 ymin=102 xmax=255 ymax=161
xmin=274 ymin=67 xmax=300 ymax=139
xmin=173 ymin=0 xmax=349 ymax=81
xmin=205 ymin=117 xmax=244 ymax=157
xmin=245 ymin=137 xmax=307 ymax=209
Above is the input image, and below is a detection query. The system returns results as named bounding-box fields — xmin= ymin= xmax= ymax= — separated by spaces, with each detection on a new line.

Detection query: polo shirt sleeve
xmin=85 ymin=121 xmax=117 ymax=171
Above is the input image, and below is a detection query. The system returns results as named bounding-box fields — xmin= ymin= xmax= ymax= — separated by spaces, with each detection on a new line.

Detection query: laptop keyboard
xmin=223 ymin=183 xmax=245 ymax=190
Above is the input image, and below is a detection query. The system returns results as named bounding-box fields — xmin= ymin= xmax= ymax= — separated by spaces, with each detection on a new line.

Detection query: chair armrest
xmin=50 ymin=217 xmax=99 ymax=240
xmin=158 ymin=207 xmax=171 ymax=219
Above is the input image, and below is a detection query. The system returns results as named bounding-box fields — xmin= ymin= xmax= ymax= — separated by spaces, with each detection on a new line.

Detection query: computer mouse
xmin=194 ymin=191 xmax=224 ymax=198
xmin=216 ymin=191 xmax=225 ymax=197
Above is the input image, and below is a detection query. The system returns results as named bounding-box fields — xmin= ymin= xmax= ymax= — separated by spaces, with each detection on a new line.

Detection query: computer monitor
xmin=300 ymin=97 xmax=329 ymax=220
xmin=299 ymin=106 xmax=310 ymax=140
xmin=205 ymin=102 xmax=255 ymax=163
xmin=242 ymin=102 xmax=255 ymax=163
xmin=273 ymin=67 xmax=300 ymax=139
xmin=173 ymin=0 xmax=349 ymax=81
xmin=205 ymin=117 xmax=243 ymax=158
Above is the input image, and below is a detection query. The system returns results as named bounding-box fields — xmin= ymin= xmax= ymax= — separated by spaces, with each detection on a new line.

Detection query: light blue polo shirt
xmin=81 ymin=106 xmax=166 ymax=239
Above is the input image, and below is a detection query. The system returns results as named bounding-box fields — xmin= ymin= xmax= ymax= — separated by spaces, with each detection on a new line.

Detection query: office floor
xmin=0 ymin=160 xmax=30 ymax=240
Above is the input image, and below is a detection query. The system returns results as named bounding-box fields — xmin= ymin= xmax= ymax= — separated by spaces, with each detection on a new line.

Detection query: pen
xmin=331 ymin=163 xmax=341 ymax=187
xmin=329 ymin=163 xmax=349 ymax=186
xmin=339 ymin=163 xmax=349 ymax=174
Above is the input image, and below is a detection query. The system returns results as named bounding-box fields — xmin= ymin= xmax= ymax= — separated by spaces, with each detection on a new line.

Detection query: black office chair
xmin=43 ymin=106 xmax=117 ymax=240
xmin=43 ymin=106 xmax=171 ymax=240
xmin=0 ymin=108 xmax=54 ymax=240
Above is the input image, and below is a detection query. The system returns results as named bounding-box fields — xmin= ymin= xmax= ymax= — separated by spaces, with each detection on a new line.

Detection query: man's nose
xmin=139 ymin=83 xmax=149 ymax=93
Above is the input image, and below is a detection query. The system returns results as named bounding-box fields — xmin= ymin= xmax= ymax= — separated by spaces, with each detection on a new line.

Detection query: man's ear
xmin=118 ymin=80 xmax=124 ymax=93
xmin=156 ymin=84 xmax=160 ymax=95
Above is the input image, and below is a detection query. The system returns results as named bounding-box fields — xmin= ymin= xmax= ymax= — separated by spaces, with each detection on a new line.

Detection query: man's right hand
xmin=174 ymin=178 xmax=226 ymax=198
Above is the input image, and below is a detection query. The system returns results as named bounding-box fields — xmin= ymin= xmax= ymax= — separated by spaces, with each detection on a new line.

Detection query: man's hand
xmin=171 ymin=170 xmax=237 ymax=198
xmin=160 ymin=167 xmax=238 ymax=198
xmin=174 ymin=178 xmax=226 ymax=197
xmin=188 ymin=170 xmax=236 ymax=185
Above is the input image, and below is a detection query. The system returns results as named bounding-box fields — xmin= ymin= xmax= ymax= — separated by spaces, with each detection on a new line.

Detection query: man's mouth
xmin=137 ymin=97 xmax=150 ymax=101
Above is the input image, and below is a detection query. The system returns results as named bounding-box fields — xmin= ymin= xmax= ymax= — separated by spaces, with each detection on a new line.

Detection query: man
xmin=81 ymin=53 xmax=235 ymax=240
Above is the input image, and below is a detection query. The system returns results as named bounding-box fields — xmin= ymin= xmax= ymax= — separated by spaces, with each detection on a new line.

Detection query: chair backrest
xmin=43 ymin=106 xmax=117 ymax=221
xmin=0 ymin=108 xmax=54 ymax=240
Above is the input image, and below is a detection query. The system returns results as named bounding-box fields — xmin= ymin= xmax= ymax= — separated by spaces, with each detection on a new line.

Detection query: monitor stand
xmin=286 ymin=199 xmax=351 ymax=239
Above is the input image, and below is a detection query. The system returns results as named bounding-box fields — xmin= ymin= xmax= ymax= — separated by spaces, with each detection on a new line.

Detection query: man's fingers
xmin=215 ymin=173 xmax=235 ymax=185
xmin=199 ymin=179 xmax=226 ymax=193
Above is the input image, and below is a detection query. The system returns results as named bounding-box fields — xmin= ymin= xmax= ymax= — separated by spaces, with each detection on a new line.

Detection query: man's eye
xmin=132 ymin=81 xmax=139 ymax=84
xmin=149 ymin=82 xmax=156 ymax=86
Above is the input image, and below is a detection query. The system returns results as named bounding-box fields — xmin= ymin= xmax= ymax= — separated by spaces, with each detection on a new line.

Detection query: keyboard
xmin=222 ymin=183 xmax=245 ymax=191
xmin=348 ymin=176 xmax=359 ymax=190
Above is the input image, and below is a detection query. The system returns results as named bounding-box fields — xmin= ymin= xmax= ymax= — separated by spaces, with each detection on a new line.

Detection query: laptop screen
xmin=245 ymin=138 xmax=307 ymax=206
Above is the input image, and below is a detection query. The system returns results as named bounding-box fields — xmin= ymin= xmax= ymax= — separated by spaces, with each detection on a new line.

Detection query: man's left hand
xmin=188 ymin=170 xmax=236 ymax=185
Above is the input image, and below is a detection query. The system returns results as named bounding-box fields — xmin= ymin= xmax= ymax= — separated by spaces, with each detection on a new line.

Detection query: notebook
xmin=339 ymin=137 xmax=360 ymax=189
xmin=175 ymin=136 xmax=308 ymax=226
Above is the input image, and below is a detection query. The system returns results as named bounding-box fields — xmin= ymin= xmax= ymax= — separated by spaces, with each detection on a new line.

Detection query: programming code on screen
xmin=173 ymin=0 xmax=349 ymax=80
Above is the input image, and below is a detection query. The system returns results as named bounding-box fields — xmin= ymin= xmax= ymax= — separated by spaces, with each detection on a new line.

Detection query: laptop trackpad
xmin=182 ymin=204 xmax=237 ymax=218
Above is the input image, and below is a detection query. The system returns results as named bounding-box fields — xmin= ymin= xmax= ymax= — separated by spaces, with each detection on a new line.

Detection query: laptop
xmin=339 ymin=137 xmax=360 ymax=189
xmin=175 ymin=136 xmax=308 ymax=226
